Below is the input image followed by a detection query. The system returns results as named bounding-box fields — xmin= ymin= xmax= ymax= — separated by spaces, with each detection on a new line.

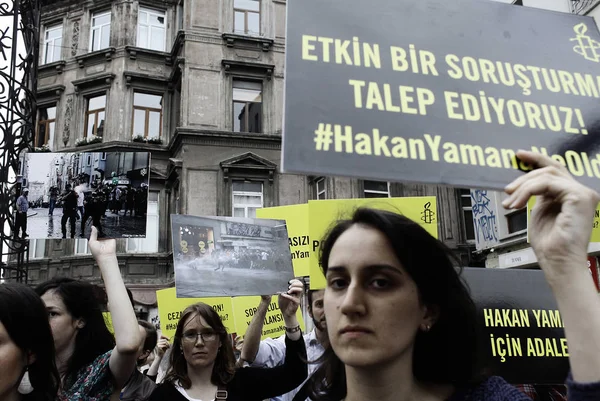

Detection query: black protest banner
xmin=464 ymin=268 xmax=568 ymax=384
xmin=283 ymin=0 xmax=600 ymax=190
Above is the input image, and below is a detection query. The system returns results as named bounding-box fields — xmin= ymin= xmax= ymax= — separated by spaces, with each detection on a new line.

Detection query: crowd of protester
xmin=1 ymin=152 xmax=600 ymax=401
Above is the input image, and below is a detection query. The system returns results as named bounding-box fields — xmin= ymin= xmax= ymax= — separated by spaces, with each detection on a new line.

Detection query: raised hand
xmin=156 ymin=336 xmax=171 ymax=358
xmin=278 ymin=279 xmax=304 ymax=319
xmin=503 ymin=150 xmax=600 ymax=281
xmin=88 ymin=226 xmax=117 ymax=263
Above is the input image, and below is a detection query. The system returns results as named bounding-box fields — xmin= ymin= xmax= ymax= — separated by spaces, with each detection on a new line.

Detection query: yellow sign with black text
xmin=308 ymin=197 xmax=437 ymax=289
xmin=231 ymin=296 xmax=305 ymax=339
xmin=156 ymin=288 xmax=234 ymax=340
xmin=256 ymin=204 xmax=310 ymax=276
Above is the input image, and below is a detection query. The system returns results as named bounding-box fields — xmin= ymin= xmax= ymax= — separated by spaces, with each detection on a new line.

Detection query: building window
xmin=85 ymin=94 xmax=106 ymax=138
xmin=364 ymin=180 xmax=390 ymax=198
xmin=127 ymin=192 xmax=159 ymax=253
xmin=74 ymin=239 xmax=90 ymax=255
xmin=36 ymin=106 xmax=56 ymax=148
xmin=90 ymin=11 xmax=111 ymax=51
xmin=315 ymin=178 xmax=326 ymax=200
xmin=459 ymin=189 xmax=475 ymax=242
xmin=86 ymin=154 xmax=92 ymax=166
xmin=132 ymin=92 xmax=163 ymax=139
xmin=177 ymin=0 xmax=184 ymax=31
xmin=42 ymin=24 xmax=62 ymax=64
xmin=29 ymin=240 xmax=46 ymax=259
xmin=232 ymin=181 xmax=263 ymax=218
xmin=233 ymin=80 xmax=262 ymax=133
xmin=137 ymin=7 xmax=166 ymax=51
xmin=507 ymin=209 xmax=527 ymax=234
xmin=101 ymin=152 xmax=107 ymax=160
xmin=234 ymin=0 xmax=260 ymax=35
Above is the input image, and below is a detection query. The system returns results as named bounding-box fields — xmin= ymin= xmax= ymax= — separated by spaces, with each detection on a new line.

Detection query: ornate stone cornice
xmin=75 ymin=47 xmax=117 ymax=68
xmin=222 ymin=32 xmax=274 ymax=52
xmin=222 ymin=59 xmax=274 ymax=80
xmin=169 ymin=128 xmax=282 ymax=155
xmin=72 ymin=72 xmax=115 ymax=93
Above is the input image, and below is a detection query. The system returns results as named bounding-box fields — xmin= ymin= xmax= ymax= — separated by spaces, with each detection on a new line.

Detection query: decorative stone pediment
xmin=37 ymin=85 xmax=66 ymax=102
xmin=222 ymin=32 xmax=274 ymax=52
xmin=72 ymin=73 xmax=115 ymax=93
xmin=222 ymin=59 xmax=274 ymax=80
xmin=220 ymin=152 xmax=276 ymax=183
xmin=75 ymin=47 xmax=116 ymax=68
xmin=123 ymin=71 xmax=169 ymax=88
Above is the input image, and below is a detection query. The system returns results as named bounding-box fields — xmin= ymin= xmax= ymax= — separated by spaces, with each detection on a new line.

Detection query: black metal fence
xmin=0 ymin=0 xmax=40 ymax=282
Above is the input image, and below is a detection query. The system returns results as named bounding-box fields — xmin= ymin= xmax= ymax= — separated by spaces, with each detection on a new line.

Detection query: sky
xmin=27 ymin=153 xmax=55 ymax=184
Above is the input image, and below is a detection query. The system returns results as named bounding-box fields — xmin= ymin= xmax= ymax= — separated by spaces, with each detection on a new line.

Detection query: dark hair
xmin=165 ymin=303 xmax=235 ymax=388
xmin=0 ymin=283 xmax=60 ymax=401
xmin=307 ymin=208 xmax=482 ymax=400
xmin=306 ymin=289 xmax=323 ymax=313
xmin=35 ymin=277 xmax=115 ymax=388
xmin=138 ymin=320 xmax=158 ymax=353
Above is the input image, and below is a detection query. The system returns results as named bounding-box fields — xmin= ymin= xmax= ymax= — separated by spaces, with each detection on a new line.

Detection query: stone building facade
xmin=22 ymin=0 xmax=478 ymax=316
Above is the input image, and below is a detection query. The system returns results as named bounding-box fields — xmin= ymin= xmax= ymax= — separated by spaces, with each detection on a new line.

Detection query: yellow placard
xmin=231 ymin=296 xmax=305 ymax=339
xmin=308 ymin=197 xmax=438 ymax=289
xmin=103 ymin=312 xmax=114 ymax=335
xmin=527 ymin=196 xmax=600 ymax=243
xmin=256 ymin=204 xmax=310 ymax=277
xmin=156 ymin=288 xmax=234 ymax=340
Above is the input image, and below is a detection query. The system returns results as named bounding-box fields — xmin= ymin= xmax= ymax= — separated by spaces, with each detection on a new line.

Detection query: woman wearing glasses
xmin=148 ymin=280 xmax=307 ymax=401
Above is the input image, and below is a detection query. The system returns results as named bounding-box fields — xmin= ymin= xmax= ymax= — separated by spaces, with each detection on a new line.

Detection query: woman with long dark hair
xmin=0 ymin=283 xmax=59 ymax=401
xmin=149 ymin=279 xmax=308 ymax=401
xmin=305 ymin=151 xmax=600 ymax=401
xmin=35 ymin=226 xmax=142 ymax=400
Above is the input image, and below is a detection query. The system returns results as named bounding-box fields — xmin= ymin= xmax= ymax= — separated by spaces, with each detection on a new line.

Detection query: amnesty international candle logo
xmin=571 ymin=23 xmax=600 ymax=63
xmin=421 ymin=201 xmax=435 ymax=224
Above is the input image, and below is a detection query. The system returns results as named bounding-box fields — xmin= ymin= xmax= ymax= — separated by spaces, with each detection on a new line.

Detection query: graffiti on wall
xmin=471 ymin=189 xmax=499 ymax=250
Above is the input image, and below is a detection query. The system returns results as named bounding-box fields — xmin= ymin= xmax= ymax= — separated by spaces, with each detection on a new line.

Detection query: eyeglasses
xmin=181 ymin=332 xmax=218 ymax=343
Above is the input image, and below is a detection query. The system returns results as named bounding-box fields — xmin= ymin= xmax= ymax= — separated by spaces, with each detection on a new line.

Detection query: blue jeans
xmin=49 ymin=199 xmax=56 ymax=215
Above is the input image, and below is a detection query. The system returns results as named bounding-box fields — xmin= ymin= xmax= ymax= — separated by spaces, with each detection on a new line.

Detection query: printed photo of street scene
xmin=15 ymin=152 xmax=150 ymax=239
xmin=171 ymin=215 xmax=294 ymax=298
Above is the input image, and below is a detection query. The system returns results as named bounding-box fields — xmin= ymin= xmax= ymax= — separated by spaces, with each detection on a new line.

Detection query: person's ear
xmin=421 ymin=304 xmax=440 ymax=331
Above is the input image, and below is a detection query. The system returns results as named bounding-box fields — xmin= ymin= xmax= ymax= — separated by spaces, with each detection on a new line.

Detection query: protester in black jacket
xmin=59 ymin=184 xmax=78 ymax=239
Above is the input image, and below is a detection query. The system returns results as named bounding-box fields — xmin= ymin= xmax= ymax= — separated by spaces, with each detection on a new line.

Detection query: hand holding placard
xmin=503 ymin=150 xmax=600 ymax=383
xmin=504 ymin=150 xmax=600 ymax=283
xmin=278 ymin=279 xmax=304 ymax=320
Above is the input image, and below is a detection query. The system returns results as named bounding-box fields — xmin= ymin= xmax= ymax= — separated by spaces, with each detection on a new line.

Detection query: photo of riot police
xmin=22 ymin=152 xmax=150 ymax=239
xmin=171 ymin=215 xmax=295 ymax=298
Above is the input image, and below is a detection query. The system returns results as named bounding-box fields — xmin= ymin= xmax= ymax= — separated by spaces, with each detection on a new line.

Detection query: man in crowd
xmin=59 ymin=184 xmax=78 ymax=238
xmin=75 ymin=183 xmax=85 ymax=220
xmin=135 ymin=183 xmax=148 ymax=217
xmin=119 ymin=320 xmax=160 ymax=401
xmin=240 ymin=283 xmax=328 ymax=401
xmin=48 ymin=186 xmax=59 ymax=216
xmin=81 ymin=190 xmax=105 ymax=238
xmin=15 ymin=188 xmax=29 ymax=239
